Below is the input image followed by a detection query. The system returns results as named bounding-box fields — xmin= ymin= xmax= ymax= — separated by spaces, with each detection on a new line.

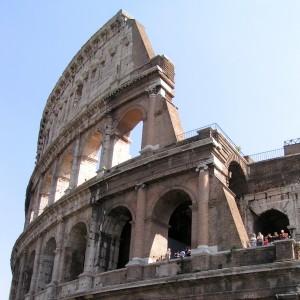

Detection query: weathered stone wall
xmin=10 ymin=10 xmax=300 ymax=300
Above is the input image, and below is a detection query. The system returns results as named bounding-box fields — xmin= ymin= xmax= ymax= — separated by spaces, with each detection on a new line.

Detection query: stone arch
xmin=22 ymin=250 xmax=35 ymax=296
xmin=37 ymin=237 xmax=56 ymax=291
xmin=228 ymin=160 xmax=248 ymax=199
xmin=54 ymin=151 xmax=73 ymax=201
xmin=112 ymin=107 xmax=146 ymax=166
xmin=63 ymin=222 xmax=88 ymax=282
xmin=78 ymin=131 xmax=103 ymax=185
xmin=253 ymin=209 xmax=290 ymax=238
xmin=96 ymin=206 xmax=132 ymax=272
xmin=150 ymin=188 xmax=193 ymax=261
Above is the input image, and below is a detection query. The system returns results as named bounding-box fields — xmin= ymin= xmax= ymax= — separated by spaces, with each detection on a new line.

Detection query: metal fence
xmin=176 ymin=123 xmax=244 ymax=155
xmin=177 ymin=123 xmax=289 ymax=163
xmin=284 ymin=138 xmax=300 ymax=146
xmin=247 ymin=148 xmax=284 ymax=162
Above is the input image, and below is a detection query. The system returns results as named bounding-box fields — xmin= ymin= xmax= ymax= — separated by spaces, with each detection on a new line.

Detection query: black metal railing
xmin=247 ymin=148 xmax=284 ymax=162
xmin=176 ymin=123 xmax=244 ymax=155
xmin=284 ymin=138 xmax=300 ymax=146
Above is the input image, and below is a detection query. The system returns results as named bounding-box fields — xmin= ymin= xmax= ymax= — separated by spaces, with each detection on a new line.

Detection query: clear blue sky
xmin=1 ymin=1 xmax=300 ymax=298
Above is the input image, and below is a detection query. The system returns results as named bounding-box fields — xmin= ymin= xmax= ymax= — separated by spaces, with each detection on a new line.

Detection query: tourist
xmin=185 ymin=246 xmax=191 ymax=256
xmin=250 ymin=233 xmax=257 ymax=247
xmin=267 ymin=233 xmax=273 ymax=243
xmin=165 ymin=248 xmax=172 ymax=260
xmin=280 ymin=230 xmax=288 ymax=239
xmin=179 ymin=249 xmax=186 ymax=258
xmin=256 ymin=232 xmax=264 ymax=246
xmin=273 ymin=232 xmax=279 ymax=241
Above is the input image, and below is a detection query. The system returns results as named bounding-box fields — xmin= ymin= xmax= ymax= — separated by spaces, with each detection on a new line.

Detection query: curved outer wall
xmin=10 ymin=10 xmax=300 ymax=300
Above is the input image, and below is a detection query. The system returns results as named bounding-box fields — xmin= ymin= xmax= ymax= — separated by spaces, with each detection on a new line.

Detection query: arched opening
xmin=54 ymin=153 xmax=72 ymax=201
xmin=117 ymin=220 xmax=132 ymax=269
xmin=96 ymin=206 xmax=132 ymax=272
xmin=112 ymin=108 xmax=144 ymax=166
xmin=39 ymin=171 xmax=52 ymax=215
xmin=37 ymin=238 xmax=56 ymax=291
xmin=151 ymin=189 xmax=192 ymax=261
xmin=129 ymin=121 xmax=143 ymax=158
xmin=64 ymin=222 xmax=87 ymax=282
xmin=168 ymin=202 xmax=192 ymax=253
xmin=228 ymin=161 xmax=248 ymax=205
xmin=22 ymin=250 xmax=35 ymax=296
xmin=78 ymin=131 xmax=103 ymax=185
xmin=253 ymin=209 xmax=290 ymax=237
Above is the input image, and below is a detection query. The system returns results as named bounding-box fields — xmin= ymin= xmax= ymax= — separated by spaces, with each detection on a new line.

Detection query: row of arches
xmin=14 ymin=182 xmax=291 ymax=299
xmin=27 ymin=109 xmax=145 ymax=226
xmin=15 ymin=188 xmax=194 ymax=298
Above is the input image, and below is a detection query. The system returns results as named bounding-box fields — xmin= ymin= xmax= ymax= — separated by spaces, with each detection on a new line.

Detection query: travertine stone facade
xmin=10 ymin=10 xmax=300 ymax=300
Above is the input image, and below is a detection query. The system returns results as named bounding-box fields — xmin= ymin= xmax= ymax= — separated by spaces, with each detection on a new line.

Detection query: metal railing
xmin=177 ymin=124 xmax=299 ymax=163
xmin=284 ymin=138 xmax=300 ymax=146
xmin=247 ymin=148 xmax=284 ymax=162
xmin=177 ymin=123 xmax=244 ymax=155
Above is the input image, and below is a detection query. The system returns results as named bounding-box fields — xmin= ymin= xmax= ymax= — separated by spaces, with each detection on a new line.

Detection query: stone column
xmin=68 ymin=136 xmax=81 ymax=190
xmin=48 ymin=159 xmax=59 ymax=205
xmin=78 ymin=210 xmax=98 ymax=290
xmin=51 ymin=219 xmax=65 ymax=284
xmin=27 ymin=238 xmax=42 ymax=298
xmin=45 ymin=219 xmax=65 ymax=299
xmin=14 ymin=250 xmax=27 ymax=300
xmin=98 ymin=114 xmax=114 ymax=176
xmin=195 ymin=163 xmax=210 ymax=253
xmin=145 ymin=91 xmax=156 ymax=148
xmin=129 ymin=183 xmax=147 ymax=264
xmin=33 ymin=176 xmax=44 ymax=219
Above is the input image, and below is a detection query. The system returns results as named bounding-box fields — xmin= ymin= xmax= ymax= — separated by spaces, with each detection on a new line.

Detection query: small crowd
xmin=163 ymin=229 xmax=290 ymax=260
xmin=249 ymin=230 xmax=289 ymax=247
xmin=165 ymin=246 xmax=191 ymax=260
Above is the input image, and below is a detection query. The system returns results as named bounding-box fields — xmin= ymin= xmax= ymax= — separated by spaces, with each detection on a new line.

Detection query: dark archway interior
xmin=23 ymin=251 xmax=35 ymax=294
xmin=117 ymin=220 xmax=131 ymax=269
xmin=228 ymin=161 xmax=248 ymax=199
xmin=253 ymin=209 xmax=290 ymax=237
xmin=168 ymin=202 xmax=191 ymax=253
xmin=69 ymin=223 xmax=87 ymax=281
xmin=100 ymin=206 xmax=132 ymax=271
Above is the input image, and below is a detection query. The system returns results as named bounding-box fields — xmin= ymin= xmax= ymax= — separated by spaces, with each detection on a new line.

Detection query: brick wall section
xmin=248 ymin=154 xmax=300 ymax=193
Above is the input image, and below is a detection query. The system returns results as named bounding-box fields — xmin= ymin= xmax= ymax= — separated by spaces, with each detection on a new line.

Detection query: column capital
xmin=135 ymin=183 xmax=147 ymax=190
xmin=195 ymin=164 xmax=209 ymax=173
xmin=146 ymin=86 xmax=159 ymax=96
xmin=195 ymin=158 xmax=214 ymax=173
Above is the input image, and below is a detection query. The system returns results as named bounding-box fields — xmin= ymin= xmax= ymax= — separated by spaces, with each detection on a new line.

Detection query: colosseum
xmin=10 ymin=10 xmax=300 ymax=300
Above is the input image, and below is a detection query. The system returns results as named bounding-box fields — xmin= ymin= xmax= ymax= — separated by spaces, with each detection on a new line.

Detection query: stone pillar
xmin=98 ymin=114 xmax=114 ymax=176
xmin=48 ymin=159 xmax=59 ymax=205
xmin=33 ymin=176 xmax=44 ymax=219
xmin=14 ymin=250 xmax=27 ymax=300
xmin=46 ymin=219 xmax=65 ymax=300
xmin=50 ymin=219 xmax=65 ymax=284
xmin=78 ymin=211 xmax=98 ymax=290
xmin=195 ymin=164 xmax=210 ymax=253
xmin=145 ymin=91 xmax=156 ymax=148
xmin=68 ymin=136 xmax=81 ymax=190
xmin=190 ymin=204 xmax=199 ymax=249
xmin=130 ymin=183 xmax=147 ymax=263
xmin=27 ymin=238 xmax=42 ymax=296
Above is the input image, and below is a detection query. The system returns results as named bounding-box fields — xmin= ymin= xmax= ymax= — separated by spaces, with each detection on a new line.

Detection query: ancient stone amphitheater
xmin=10 ymin=10 xmax=300 ymax=300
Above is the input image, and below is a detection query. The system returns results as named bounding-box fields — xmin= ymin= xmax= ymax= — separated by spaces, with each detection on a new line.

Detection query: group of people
xmin=165 ymin=246 xmax=191 ymax=260
xmin=249 ymin=230 xmax=289 ymax=247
